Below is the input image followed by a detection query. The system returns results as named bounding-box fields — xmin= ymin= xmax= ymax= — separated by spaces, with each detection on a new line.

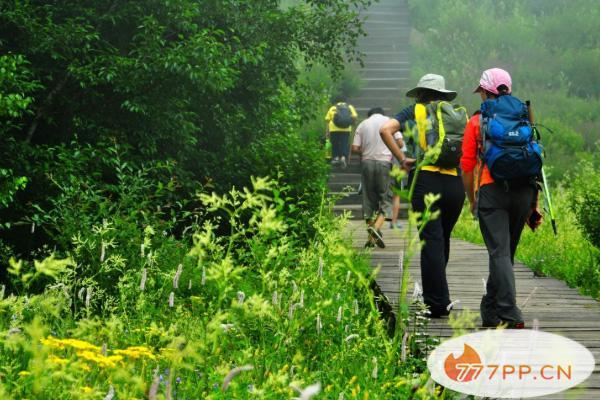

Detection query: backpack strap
xmin=414 ymin=103 xmax=428 ymax=151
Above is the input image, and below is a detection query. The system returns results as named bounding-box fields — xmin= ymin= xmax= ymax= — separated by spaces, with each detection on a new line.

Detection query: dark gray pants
xmin=361 ymin=159 xmax=391 ymax=220
xmin=478 ymin=182 xmax=535 ymax=324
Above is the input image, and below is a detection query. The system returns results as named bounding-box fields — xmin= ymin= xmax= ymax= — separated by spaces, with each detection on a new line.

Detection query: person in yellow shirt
xmin=325 ymin=97 xmax=358 ymax=168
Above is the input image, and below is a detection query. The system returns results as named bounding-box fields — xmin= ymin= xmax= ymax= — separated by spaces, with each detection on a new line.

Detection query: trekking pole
xmin=526 ymin=100 xmax=557 ymax=236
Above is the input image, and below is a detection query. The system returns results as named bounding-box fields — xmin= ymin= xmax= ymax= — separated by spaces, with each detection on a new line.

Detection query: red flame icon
xmin=444 ymin=344 xmax=483 ymax=382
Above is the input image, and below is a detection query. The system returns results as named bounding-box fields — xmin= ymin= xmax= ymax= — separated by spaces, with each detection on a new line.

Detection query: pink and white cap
xmin=474 ymin=68 xmax=512 ymax=94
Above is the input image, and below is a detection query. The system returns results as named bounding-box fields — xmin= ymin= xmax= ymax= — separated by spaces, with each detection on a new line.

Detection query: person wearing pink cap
xmin=461 ymin=68 xmax=537 ymax=329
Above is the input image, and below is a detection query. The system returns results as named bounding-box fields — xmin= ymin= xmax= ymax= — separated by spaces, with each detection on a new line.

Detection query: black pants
xmin=478 ymin=182 xmax=535 ymax=324
xmin=412 ymin=170 xmax=465 ymax=316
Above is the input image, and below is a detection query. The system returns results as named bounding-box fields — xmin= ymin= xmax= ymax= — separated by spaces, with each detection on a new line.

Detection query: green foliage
xmin=569 ymin=161 xmax=600 ymax=248
xmin=0 ymin=179 xmax=438 ymax=399
xmin=0 ymin=0 xmax=371 ymax=261
xmin=453 ymin=184 xmax=600 ymax=299
xmin=407 ymin=0 xmax=600 ymax=176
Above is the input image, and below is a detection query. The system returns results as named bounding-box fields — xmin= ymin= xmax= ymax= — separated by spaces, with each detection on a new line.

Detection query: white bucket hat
xmin=405 ymin=73 xmax=457 ymax=101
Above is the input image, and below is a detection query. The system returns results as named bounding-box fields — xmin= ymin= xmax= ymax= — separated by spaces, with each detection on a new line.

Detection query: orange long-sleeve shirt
xmin=461 ymin=114 xmax=494 ymax=187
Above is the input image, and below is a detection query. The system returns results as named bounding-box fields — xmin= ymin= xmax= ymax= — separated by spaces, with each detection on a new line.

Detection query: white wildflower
xmin=149 ymin=368 xmax=160 ymax=400
xmin=317 ymin=257 xmax=323 ymax=277
xmin=188 ymin=279 xmax=192 ymax=290
xmin=169 ymin=292 xmax=174 ymax=308
xmin=335 ymin=293 xmax=341 ymax=301
xmin=104 ymin=385 xmax=115 ymax=400
xmin=31 ymin=222 xmax=35 ymax=234
xmin=345 ymin=334 xmax=359 ymax=342
xmin=272 ymin=291 xmax=278 ymax=306
xmin=100 ymin=241 xmax=106 ymax=263
xmin=140 ymin=243 xmax=145 ymax=257
xmin=140 ymin=268 xmax=147 ymax=291
xmin=316 ymin=314 xmax=322 ymax=334
xmin=77 ymin=287 xmax=85 ymax=301
xmin=299 ymin=290 xmax=304 ymax=307
xmin=220 ymin=324 xmax=235 ymax=331
xmin=372 ymin=357 xmax=378 ymax=379
xmin=345 ymin=324 xmax=350 ymax=333
xmin=346 ymin=270 xmax=351 ymax=283
xmin=412 ymin=282 xmax=422 ymax=299
xmin=353 ymin=299 xmax=359 ymax=315
xmin=401 ymin=332 xmax=409 ymax=362
xmin=237 ymin=291 xmax=245 ymax=305
xmin=85 ymin=287 xmax=92 ymax=308
xmin=222 ymin=365 xmax=253 ymax=391
xmin=288 ymin=302 xmax=295 ymax=320
xmin=173 ymin=264 xmax=183 ymax=289
xmin=201 ymin=266 xmax=206 ymax=285
xmin=338 ymin=393 xmax=345 ymax=400
xmin=291 ymin=382 xmax=321 ymax=400
xmin=336 ymin=306 xmax=342 ymax=323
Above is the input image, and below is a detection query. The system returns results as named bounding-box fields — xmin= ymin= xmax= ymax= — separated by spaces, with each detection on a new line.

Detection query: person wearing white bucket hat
xmin=379 ymin=74 xmax=466 ymax=318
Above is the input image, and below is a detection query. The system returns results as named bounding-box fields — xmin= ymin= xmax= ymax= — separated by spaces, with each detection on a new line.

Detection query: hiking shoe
xmin=340 ymin=157 xmax=347 ymax=169
xmin=389 ymin=221 xmax=403 ymax=230
xmin=482 ymin=320 xmax=525 ymax=329
xmin=364 ymin=240 xmax=375 ymax=249
xmin=367 ymin=227 xmax=385 ymax=248
xmin=505 ymin=321 xmax=525 ymax=329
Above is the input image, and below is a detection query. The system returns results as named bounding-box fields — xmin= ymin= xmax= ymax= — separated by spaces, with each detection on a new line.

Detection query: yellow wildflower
xmin=18 ymin=371 xmax=31 ymax=377
xmin=349 ymin=376 xmax=358 ymax=385
xmin=325 ymin=384 xmax=333 ymax=392
xmin=41 ymin=336 xmax=100 ymax=352
xmin=48 ymin=355 xmax=69 ymax=366
xmin=80 ymin=364 xmax=92 ymax=372
xmin=77 ymin=351 xmax=123 ymax=368
xmin=114 ymin=346 xmax=156 ymax=360
xmin=82 ymin=386 xmax=93 ymax=393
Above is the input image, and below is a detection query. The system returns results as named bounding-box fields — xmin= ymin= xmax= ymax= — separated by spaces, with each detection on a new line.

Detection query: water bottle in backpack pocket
xmin=480 ymin=95 xmax=543 ymax=182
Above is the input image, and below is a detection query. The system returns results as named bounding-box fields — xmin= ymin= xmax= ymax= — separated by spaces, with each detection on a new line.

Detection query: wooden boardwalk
xmin=345 ymin=221 xmax=600 ymax=399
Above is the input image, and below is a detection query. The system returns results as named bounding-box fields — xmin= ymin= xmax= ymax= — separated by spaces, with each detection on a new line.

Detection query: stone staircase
xmin=328 ymin=0 xmax=411 ymax=220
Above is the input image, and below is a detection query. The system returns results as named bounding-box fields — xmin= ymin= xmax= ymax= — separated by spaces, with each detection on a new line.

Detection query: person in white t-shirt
xmin=351 ymin=107 xmax=405 ymax=248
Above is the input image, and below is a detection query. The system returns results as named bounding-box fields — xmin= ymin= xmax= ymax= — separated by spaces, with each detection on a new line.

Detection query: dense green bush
xmin=569 ymin=161 xmax=600 ymax=249
xmin=0 ymin=0 xmax=371 ymax=262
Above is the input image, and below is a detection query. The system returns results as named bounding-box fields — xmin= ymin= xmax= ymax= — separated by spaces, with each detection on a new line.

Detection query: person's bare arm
xmin=380 ymin=119 xmax=403 ymax=159
xmin=381 ymin=119 xmax=415 ymax=169
xmin=462 ymin=170 xmax=476 ymax=214
xmin=351 ymin=145 xmax=361 ymax=154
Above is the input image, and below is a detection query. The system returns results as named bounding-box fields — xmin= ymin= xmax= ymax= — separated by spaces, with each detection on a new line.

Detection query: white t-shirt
xmin=352 ymin=114 xmax=403 ymax=162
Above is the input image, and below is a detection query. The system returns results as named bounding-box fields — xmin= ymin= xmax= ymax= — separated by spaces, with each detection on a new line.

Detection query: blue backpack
xmin=480 ymin=95 xmax=543 ymax=182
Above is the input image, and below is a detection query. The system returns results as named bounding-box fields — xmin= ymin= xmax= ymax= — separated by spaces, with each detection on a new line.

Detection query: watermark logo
xmin=444 ymin=343 xmax=482 ymax=382
xmin=428 ymin=330 xmax=596 ymax=398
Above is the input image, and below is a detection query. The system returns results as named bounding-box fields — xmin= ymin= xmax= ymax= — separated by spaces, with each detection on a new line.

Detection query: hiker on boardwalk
xmin=325 ymin=98 xmax=358 ymax=168
xmin=351 ymin=107 xmax=404 ymax=248
xmin=462 ymin=68 xmax=540 ymax=329
xmin=379 ymin=74 xmax=466 ymax=318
